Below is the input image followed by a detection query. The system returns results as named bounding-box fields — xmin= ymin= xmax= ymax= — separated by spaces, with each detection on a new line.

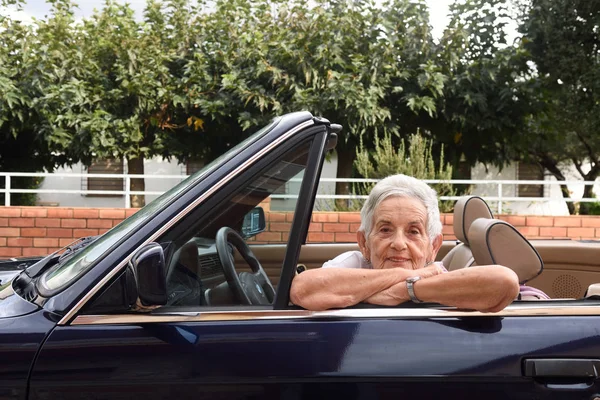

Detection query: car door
xmin=27 ymin=303 xmax=600 ymax=400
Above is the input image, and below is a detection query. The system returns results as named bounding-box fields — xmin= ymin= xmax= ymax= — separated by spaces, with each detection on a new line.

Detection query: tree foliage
xmin=516 ymin=0 xmax=600 ymax=214
xmin=354 ymin=133 xmax=456 ymax=212
xmin=0 ymin=0 xmax=51 ymax=204
xmin=434 ymin=0 xmax=536 ymax=169
xmin=0 ymin=0 xmax=599 ymax=213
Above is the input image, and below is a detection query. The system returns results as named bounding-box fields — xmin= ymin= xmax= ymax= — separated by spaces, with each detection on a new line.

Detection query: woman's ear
xmin=429 ymin=234 xmax=443 ymax=261
xmin=357 ymin=230 xmax=370 ymax=261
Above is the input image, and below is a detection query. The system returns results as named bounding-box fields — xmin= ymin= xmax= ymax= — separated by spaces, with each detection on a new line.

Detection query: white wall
xmin=38 ymin=159 xmax=184 ymax=208
xmin=470 ymin=162 xmax=600 ymax=216
xmin=314 ymin=153 xmax=339 ymax=211
xmin=38 ymin=156 xmax=340 ymax=210
xmin=35 ymin=156 xmax=599 ymax=215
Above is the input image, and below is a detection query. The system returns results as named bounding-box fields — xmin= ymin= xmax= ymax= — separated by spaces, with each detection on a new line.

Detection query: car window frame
xmin=70 ymin=124 xmax=331 ymax=320
xmin=155 ymin=135 xmax=321 ymax=309
xmin=37 ymin=118 xmax=283 ymax=297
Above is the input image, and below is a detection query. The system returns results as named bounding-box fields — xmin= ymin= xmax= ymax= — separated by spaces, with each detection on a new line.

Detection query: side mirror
xmin=241 ymin=207 xmax=266 ymax=238
xmin=131 ymin=243 xmax=167 ymax=306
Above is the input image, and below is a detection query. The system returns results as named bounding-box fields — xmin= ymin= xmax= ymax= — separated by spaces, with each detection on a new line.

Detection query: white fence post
xmin=4 ymin=175 xmax=10 ymax=207
xmin=125 ymin=176 xmax=131 ymax=208
xmin=497 ymin=182 xmax=503 ymax=214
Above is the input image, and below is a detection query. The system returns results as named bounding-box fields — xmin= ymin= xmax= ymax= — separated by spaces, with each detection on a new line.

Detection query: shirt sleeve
xmin=435 ymin=261 xmax=448 ymax=273
xmin=322 ymin=251 xmax=366 ymax=269
xmin=518 ymin=285 xmax=551 ymax=300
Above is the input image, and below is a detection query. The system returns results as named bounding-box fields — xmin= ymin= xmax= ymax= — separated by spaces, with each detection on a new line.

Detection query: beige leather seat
xmin=442 ymin=196 xmax=494 ymax=271
xmin=468 ymin=218 xmax=544 ymax=285
xmin=585 ymin=284 xmax=600 ymax=298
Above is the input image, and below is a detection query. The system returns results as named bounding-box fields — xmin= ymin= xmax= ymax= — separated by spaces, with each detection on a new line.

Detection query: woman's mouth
xmin=387 ymin=257 xmax=410 ymax=264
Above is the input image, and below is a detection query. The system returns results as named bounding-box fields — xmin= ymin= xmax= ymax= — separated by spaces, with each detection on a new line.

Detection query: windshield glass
xmin=39 ymin=117 xmax=281 ymax=293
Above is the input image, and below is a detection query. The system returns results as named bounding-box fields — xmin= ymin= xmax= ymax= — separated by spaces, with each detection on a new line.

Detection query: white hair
xmin=359 ymin=174 xmax=442 ymax=242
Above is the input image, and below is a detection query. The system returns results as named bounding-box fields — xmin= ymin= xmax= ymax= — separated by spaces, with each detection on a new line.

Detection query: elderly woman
xmin=290 ymin=174 xmax=520 ymax=312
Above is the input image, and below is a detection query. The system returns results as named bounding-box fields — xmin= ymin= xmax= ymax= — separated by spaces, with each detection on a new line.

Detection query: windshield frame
xmin=36 ymin=117 xmax=282 ymax=296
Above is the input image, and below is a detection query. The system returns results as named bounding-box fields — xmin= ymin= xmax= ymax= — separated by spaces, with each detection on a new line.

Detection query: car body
xmin=1 ymin=111 xmax=600 ymax=399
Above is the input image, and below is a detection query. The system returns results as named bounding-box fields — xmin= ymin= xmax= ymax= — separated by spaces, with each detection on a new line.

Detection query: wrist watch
xmin=406 ymin=276 xmax=423 ymax=303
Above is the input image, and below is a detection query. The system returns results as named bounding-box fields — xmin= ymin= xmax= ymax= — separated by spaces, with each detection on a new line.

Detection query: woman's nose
xmin=390 ymin=232 xmax=407 ymax=249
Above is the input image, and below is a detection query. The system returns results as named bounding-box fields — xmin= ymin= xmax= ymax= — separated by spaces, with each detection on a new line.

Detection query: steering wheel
xmin=215 ymin=227 xmax=275 ymax=305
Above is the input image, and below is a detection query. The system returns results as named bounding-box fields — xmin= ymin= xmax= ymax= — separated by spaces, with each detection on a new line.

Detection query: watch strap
xmin=406 ymin=276 xmax=423 ymax=303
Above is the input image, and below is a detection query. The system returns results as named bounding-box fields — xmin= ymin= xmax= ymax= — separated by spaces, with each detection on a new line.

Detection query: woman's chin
xmin=384 ymin=261 xmax=413 ymax=270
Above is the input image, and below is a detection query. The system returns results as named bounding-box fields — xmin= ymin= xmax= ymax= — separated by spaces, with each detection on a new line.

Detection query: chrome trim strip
xmin=59 ymin=120 xmax=315 ymax=326
xmin=71 ymin=304 xmax=600 ymax=325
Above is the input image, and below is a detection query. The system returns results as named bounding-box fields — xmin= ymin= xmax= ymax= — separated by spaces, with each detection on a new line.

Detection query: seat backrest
xmin=442 ymin=196 xmax=494 ymax=271
xmin=585 ymin=283 xmax=600 ymax=299
xmin=178 ymin=241 xmax=201 ymax=278
xmin=165 ymin=240 xmax=205 ymax=306
xmin=468 ymin=218 xmax=543 ymax=284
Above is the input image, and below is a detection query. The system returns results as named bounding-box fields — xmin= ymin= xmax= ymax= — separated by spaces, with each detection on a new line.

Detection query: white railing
xmin=1 ymin=172 xmax=598 ymax=214
xmin=309 ymin=178 xmax=600 ymax=214
xmin=0 ymin=172 xmax=187 ymax=208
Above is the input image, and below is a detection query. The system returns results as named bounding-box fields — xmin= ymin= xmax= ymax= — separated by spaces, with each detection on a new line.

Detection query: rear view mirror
xmin=241 ymin=207 xmax=266 ymax=238
xmin=131 ymin=243 xmax=167 ymax=306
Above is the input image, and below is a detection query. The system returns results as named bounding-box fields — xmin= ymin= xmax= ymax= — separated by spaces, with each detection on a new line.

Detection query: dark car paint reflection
xmin=337 ymin=317 xmax=600 ymax=377
xmin=27 ymin=315 xmax=600 ymax=399
xmin=33 ymin=317 xmax=600 ymax=380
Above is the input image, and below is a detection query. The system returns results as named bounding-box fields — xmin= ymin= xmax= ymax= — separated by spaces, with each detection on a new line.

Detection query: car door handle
xmin=524 ymin=359 xmax=600 ymax=378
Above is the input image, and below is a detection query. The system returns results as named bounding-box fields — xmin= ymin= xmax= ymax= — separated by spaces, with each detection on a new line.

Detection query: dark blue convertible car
xmin=2 ymin=111 xmax=600 ymax=399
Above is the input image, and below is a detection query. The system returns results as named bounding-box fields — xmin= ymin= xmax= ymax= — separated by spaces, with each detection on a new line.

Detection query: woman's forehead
xmin=374 ymin=196 xmax=428 ymax=223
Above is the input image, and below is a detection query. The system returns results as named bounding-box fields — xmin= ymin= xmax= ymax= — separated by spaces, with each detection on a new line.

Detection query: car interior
xmin=254 ymin=196 xmax=600 ymax=305
xmin=156 ymin=139 xmax=313 ymax=308
xmin=154 ymin=190 xmax=600 ymax=310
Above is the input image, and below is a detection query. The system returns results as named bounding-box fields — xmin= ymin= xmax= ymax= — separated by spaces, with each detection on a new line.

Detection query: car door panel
xmin=528 ymin=241 xmax=600 ymax=298
xmin=0 ymin=310 xmax=56 ymax=400
xmin=29 ymin=315 xmax=600 ymax=399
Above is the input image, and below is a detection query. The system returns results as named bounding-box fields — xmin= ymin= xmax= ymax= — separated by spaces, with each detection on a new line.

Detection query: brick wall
xmin=0 ymin=207 xmax=138 ymax=258
xmin=1 ymin=206 xmax=599 ymax=258
xmin=260 ymin=212 xmax=600 ymax=243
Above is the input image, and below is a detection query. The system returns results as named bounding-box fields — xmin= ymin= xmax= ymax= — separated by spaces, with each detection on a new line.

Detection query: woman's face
xmin=358 ymin=196 xmax=441 ymax=270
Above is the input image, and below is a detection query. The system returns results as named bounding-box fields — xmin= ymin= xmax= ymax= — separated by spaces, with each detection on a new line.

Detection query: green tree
xmin=434 ymin=0 xmax=535 ymax=170
xmin=5 ymin=0 xmax=577 ymax=214
xmin=354 ymin=132 xmax=456 ymax=212
xmin=33 ymin=0 xmax=196 ymax=207
xmin=176 ymin=0 xmax=402 ymax=209
xmin=166 ymin=0 xmax=285 ymax=165
xmin=517 ymin=0 xmax=600 ymax=214
xmin=0 ymin=0 xmax=55 ymax=205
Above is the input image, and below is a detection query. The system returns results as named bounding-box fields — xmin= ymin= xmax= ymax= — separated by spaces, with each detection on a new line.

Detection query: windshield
xmin=39 ymin=118 xmax=281 ymax=294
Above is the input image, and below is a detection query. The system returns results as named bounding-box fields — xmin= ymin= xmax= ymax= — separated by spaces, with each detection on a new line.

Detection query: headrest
xmin=453 ymin=196 xmax=494 ymax=244
xmin=468 ymin=218 xmax=543 ymax=284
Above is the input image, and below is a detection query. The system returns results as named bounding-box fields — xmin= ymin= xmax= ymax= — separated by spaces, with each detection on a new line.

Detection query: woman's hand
xmin=364 ymin=263 xmax=446 ymax=306
xmin=407 ymin=263 xmax=447 ymax=279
